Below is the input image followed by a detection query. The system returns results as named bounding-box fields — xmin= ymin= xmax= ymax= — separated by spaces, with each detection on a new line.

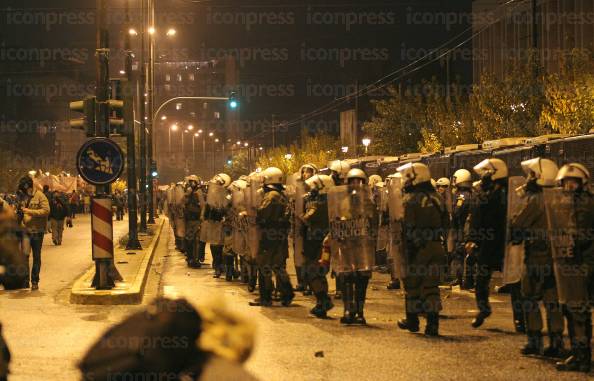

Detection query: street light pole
xmin=124 ymin=0 xmax=141 ymax=250
xmin=138 ymin=0 xmax=147 ymax=233
xmin=146 ymin=0 xmax=156 ymax=224
xmin=93 ymin=0 xmax=121 ymax=288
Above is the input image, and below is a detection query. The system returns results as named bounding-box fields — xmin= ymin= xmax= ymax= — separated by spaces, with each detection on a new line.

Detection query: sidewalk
xmin=70 ymin=218 xmax=165 ymax=305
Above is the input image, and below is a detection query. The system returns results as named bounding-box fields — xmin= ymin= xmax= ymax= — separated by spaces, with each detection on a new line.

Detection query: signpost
xmin=77 ymin=138 xmax=125 ymax=289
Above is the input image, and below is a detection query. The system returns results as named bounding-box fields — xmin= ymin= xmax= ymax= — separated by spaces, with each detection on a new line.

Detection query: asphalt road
xmin=158 ymin=230 xmax=592 ymax=381
xmin=1 ymin=220 xmax=591 ymax=381
xmin=0 ymin=215 xmax=135 ymax=381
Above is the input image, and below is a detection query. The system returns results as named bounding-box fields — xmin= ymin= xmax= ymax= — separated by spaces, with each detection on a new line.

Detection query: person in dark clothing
xmin=69 ymin=191 xmax=79 ymax=219
xmin=249 ymin=167 xmax=294 ymax=307
xmin=301 ymin=174 xmax=334 ymax=318
xmin=449 ymin=169 xmax=474 ymax=288
xmin=0 ymin=197 xmax=29 ymax=381
xmin=548 ymin=163 xmax=594 ymax=373
xmin=466 ymin=158 xmax=520 ymax=330
xmin=396 ymin=163 xmax=449 ymax=336
xmin=49 ymin=193 xmax=70 ymax=245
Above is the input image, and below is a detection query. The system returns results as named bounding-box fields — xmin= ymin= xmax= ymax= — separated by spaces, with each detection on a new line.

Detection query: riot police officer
xmin=184 ymin=175 xmax=203 ymax=268
xmin=201 ymin=174 xmax=232 ymax=277
xmin=395 ymin=163 xmax=449 ymax=336
xmin=466 ymin=158 xmax=524 ymax=330
xmin=249 ymin=167 xmax=294 ymax=307
xmin=301 ymin=174 xmax=334 ymax=318
xmin=511 ymin=158 xmax=564 ymax=357
xmin=328 ymin=160 xmax=351 ymax=300
xmin=293 ymin=164 xmax=318 ymax=293
xmin=386 ymin=173 xmax=403 ymax=290
xmin=449 ymin=169 xmax=473 ymax=288
xmin=330 ymin=168 xmax=376 ymax=325
xmin=227 ymin=178 xmax=248 ymax=282
xmin=545 ymin=163 xmax=594 ymax=372
xmin=172 ymin=181 xmax=187 ymax=253
xmin=328 ymin=160 xmax=351 ymax=187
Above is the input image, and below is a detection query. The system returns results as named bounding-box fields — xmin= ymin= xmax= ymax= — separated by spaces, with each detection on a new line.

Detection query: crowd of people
xmin=166 ymin=156 xmax=593 ymax=374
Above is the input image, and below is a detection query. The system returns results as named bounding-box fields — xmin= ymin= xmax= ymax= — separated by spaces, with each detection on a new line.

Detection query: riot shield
xmin=206 ymin=182 xmax=228 ymax=209
xmin=502 ymin=176 xmax=526 ymax=285
xmin=293 ymin=181 xmax=306 ymax=268
xmin=376 ymin=184 xmax=389 ymax=252
xmin=285 ymin=172 xmax=299 ymax=197
xmin=327 ymin=185 xmax=376 ymax=273
xmin=173 ymin=184 xmax=186 ymax=238
xmin=245 ymin=176 xmax=263 ymax=260
xmin=166 ymin=187 xmax=173 ymax=215
xmin=201 ymin=183 xmax=227 ymax=245
xmin=231 ymin=187 xmax=247 ymax=256
xmin=387 ymin=180 xmax=406 ymax=279
xmin=543 ymin=188 xmax=586 ymax=304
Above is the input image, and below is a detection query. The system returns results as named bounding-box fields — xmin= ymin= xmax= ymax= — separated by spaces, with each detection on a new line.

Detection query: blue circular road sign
xmin=77 ymin=138 xmax=125 ymax=185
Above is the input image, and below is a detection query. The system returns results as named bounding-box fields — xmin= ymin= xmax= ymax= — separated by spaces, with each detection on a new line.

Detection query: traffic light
xmin=108 ymin=79 xmax=125 ymax=136
xmin=69 ymin=96 xmax=96 ymax=137
xmin=228 ymin=92 xmax=238 ymax=109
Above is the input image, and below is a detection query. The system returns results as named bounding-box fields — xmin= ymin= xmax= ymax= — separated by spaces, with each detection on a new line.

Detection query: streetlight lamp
xmin=362 ymin=138 xmax=371 ymax=155
xmin=169 ymin=123 xmax=178 ymax=153
xmin=166 ymin=28 xmax=176 ymax=37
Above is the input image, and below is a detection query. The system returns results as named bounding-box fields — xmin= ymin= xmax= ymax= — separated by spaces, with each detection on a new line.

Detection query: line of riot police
xmin=165 ymin=154 xmax=593 ymax=373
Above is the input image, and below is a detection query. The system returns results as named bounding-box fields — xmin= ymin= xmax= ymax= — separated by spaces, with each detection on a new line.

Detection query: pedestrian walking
xmin=16 ymin=175 xmax=50 ymax=290
xmin=49 ymin=193 xmax=70 ymax=245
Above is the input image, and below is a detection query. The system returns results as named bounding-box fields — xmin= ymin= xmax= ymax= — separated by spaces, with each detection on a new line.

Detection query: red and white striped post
xmin=91 ymin=196 xmax=122 ymax=289
xmin=91 ymin=197 xmax=114 ymax=260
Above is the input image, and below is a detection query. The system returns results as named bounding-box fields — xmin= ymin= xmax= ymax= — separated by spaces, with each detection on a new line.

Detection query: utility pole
xmin=147 ymin=0 xmax=156 ymax=224
xmin=138 ymin=0 xmax=148 ymax=233
xmin=271 ymin=114 xmax=276 ymax=149
xmin=125 ymin=0 xmax=141 ymax=250
xmin=93 ymin=0 xmax=121 ymax=288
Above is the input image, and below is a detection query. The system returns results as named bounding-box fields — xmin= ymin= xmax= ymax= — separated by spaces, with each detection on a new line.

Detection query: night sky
xmin=0 ymin=0 xmax=473 ymax=152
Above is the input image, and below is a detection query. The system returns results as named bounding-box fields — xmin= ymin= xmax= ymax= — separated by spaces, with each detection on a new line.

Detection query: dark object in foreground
xmin=79 ymin=298 xmax=257 ymax=381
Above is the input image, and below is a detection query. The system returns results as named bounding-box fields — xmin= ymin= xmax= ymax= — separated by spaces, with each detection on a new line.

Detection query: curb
xmin=69 ymin=218 xmax=166 ymax=305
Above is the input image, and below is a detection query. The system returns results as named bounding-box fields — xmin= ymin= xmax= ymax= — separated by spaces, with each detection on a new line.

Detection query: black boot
xmin=521 ymin=331 xmax=543 ymax=356
xmin=471 ymin=310 xmax=491 ymax=328
xmin=334 ymin=273 xmax=343 ymax=300
xmin=398 ymin=313 xmax=420 ymax=333
xmin=556 ymin=348 xmax=591 ymax=373
xmin=353 ymin=275 xmax=369 ymax=325
xmin=425 ymin=313 xmax=439 ymax=337
xmin=386 ymin=280 xmax=400 ymax=290
xmin=340 ymin=280 xmax=355 ymax=325
xmin=225 ymin=256 xmax=234 ymax=281
xmin=311 ymin=293 xmax=334 ymax=318
xmin=543 ymin=333 xmax=565 ymax=358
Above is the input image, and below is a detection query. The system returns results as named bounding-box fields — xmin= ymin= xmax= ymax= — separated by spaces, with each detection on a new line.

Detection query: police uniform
xmin=301 ymin=190 xmax=333 ymax=317
xmin=184 ymin=188 xmax=203 ymax=267
xmin=255 ymin=185 xmax=294 ymax=306
xmin=399 ymin=182 xmax=448 ymax=335
xmin=451 ymin=187 xmax=472 ymax=286
xmin=511 ymin=187 xmax=564 ymax=355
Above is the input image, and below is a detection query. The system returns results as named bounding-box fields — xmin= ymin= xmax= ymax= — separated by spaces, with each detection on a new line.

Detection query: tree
xmin=224 ymin=149 xmax=251 ymax=179
xmin=362 ymin=86 xmax=425 ymax=156
xmin=540 ymin=49 xmax=594 ymax=135
xmin=256 ymin=134 xmax=340 ymax=177
xmin=470 ymin=51 xmax=549 ymax=141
